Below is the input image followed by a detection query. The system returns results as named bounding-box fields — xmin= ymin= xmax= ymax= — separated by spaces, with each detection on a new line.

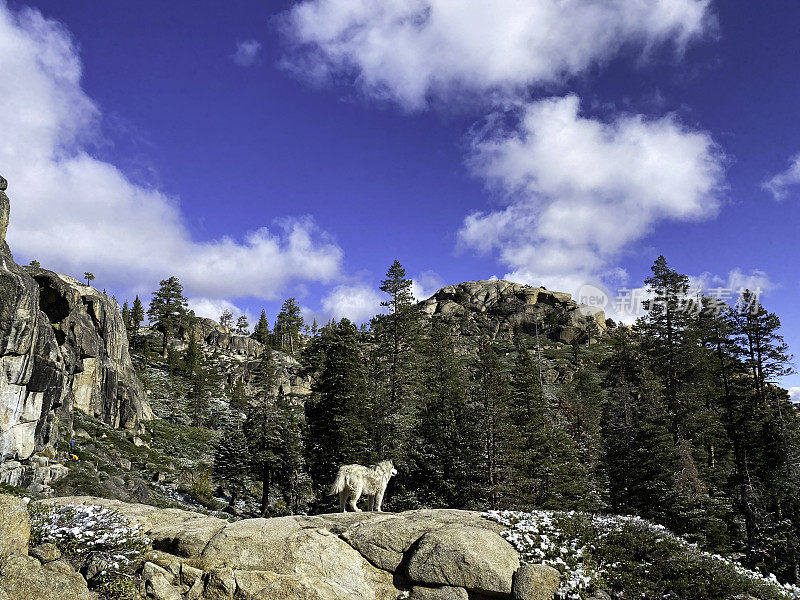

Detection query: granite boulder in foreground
xmin=28 ymin=496 xmax=561 ymax=600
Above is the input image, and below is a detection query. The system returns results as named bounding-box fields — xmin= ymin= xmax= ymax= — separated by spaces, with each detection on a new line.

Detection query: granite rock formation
xmin=0 ymin=177 xmax=149 ymax=475
xmin=419 ymin=280 xmax=606 ymax=345
xmin=39 ymin=496 xmax=561 ymax=600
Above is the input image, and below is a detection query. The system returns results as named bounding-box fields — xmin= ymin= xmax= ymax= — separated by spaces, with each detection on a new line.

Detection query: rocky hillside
xmin=0 ymin=177 xmax=150 ymax=493
xmin=420 ymin=280 xmax=607 ymax=345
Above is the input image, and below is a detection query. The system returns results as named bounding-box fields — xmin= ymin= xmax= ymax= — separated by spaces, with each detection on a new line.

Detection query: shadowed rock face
xmin=0 ymin=179 xmax=149 ymax=465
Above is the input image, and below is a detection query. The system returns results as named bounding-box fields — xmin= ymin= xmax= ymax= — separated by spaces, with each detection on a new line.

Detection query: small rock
xmin=73 ymin=428 xmax=91 ymax=440
xmin=512 ymin=563 xmax=561 ymax=600
xmin=145 ymin=572 xmax=182 ymax=600
xmin=30 ymin=543 xmax=62 ymax=563
xmin=410 ymin=585 xmax=469 ymax=600
xmin=181 ymin=564 xmax=203 ymax=587
xmin=204 ymin=567 xmax=236 ymax=599
xmin=588 ymin=591 xmax=612 ymax=600
xmin=142 ymin=561 xmax=174 ymax=585
xmin=30 ymin=455 xmax=49 ymax=467
xmin=185 ymin=577 xmax=204 ymax=600
xmin=132 ymin=436 xmax=149 ymax=448
xmin=118 ymin=458 xmax=132 ymax=470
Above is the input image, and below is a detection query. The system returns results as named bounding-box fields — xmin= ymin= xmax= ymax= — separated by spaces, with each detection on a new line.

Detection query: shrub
xmin=30 ymin=503 xmax=150 ymax=599
xmin=485 ymin=509 xmax=800 ymax=600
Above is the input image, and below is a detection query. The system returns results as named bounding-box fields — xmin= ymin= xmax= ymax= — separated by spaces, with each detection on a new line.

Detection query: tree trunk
xmin=261 ymin=465 xmax=271 ymax=517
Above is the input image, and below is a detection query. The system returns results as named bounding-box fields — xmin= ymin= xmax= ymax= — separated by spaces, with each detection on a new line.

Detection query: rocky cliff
xmin=419 ymin=280 xmax=607 ymax=345
xmin=0 ymin=177 xmax=150 ymax=478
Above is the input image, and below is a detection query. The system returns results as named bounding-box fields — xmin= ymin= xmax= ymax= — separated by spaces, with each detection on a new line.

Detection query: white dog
xmin=328 ymin=460 xmax=397 ymax=512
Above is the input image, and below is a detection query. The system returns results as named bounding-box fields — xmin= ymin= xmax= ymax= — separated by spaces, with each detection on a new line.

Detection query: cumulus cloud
xmin=763 ymin=153 xmax=800 ymax=200
xmin=232 ymin=39 xmax=262 ymax=67
xmin=789 ymin=387 xmax=800 ymax=404
xmin=457 ymin=95 xmax=724 ymax=295
xmin=318 ymin=283 xmax=385 ymax=324
xmin=690 ymin=268 xmax=774 ymax=297
xmin=282 ymin=0 xmax=711 ymax=109
xmin=411 ymin=270 xmax=444 ymax=301
xmin=188 ymin=297 xmax=253 ymax=326
xmin=0 ymin=6 xmax=342 ymax=301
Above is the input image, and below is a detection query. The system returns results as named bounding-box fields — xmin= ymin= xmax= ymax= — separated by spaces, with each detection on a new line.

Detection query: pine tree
xmin=600 ymin=330 xmax=679 ymax=523
xmin=121 ymin=301 xmax=131 ymax=335
xmin=186 ymin=364 xmax=210 ymax=426
xmin=471 ymin=337 xmax=511 ymax=509
xmin=147 ymin=276 xmax=189 ymax=358
xmin=213 ymin=420 xmax=250 ymax=510
xmin=84 ymin=271 xmax=95 ymax=286
xmin=130 ymin=295 xmax=144 ymax=349
xmin=243 ymin=346 xmax=287 ymax=516
xmin=228 ymin=379 xmax=248 ymax=411
xmin=411 ymin=322 xmax=481 ymax=508
xmin=252 ymin=310 xmax=270 ymax=345
xmin=371 ymin=260 xmax=423 ymax=474
xmin=236 ymin=315 xmax=250 ymax=335
xmin=303 ymin=319 xmax=372 ymax=510
xmin=220 ymin=310 xmax=234 ymax=330
xmin=184 ymin=332 xmax=202 ymax=376
xmin=507 ymin=340 xmax=589 ymax=509
xmin=275 ymin=298 xmax=304 ymax=354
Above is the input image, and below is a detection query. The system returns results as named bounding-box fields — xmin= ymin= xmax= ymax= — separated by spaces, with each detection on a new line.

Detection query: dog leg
xmin=350 ymin=487 xmax=363 ymax=512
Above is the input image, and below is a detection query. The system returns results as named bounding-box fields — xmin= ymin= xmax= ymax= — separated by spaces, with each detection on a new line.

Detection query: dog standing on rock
xmin=328 ymin=460 xmax=397 ymax=512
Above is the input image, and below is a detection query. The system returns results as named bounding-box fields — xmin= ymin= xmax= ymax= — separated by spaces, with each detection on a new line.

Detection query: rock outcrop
xmin=0 ymin=177 xmax=149 ymax=477
xmin=40 ymin=496 xmax=561 ymax=600
xmin=166 ymin=319 xmax=311 ymax=398
xmin=419 ymin=280 xmax=606 ymax=345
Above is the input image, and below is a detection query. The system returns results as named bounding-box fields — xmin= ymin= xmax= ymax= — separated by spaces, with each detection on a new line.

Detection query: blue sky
xmin=1 ymin=0 xmax=799 ymax=392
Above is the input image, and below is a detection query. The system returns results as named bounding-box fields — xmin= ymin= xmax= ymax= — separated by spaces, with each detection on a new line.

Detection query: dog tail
xmin=328 ymin=467 xmax=346 ymax=496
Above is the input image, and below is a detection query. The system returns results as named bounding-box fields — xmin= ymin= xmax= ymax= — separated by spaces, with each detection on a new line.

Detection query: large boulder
xmin=341 ymin=509 xmax=503 ymax=572
xmin=513 ymin=564 xmax=561 ymax=600
xmin=0 ymin=495 xmax=29 ymax=558
xmin=406 ymin=525 xmax=521 ymax=595
xmin=233 ymin=570 xmax=362 ymax=600
xmin=0 ymin=555 xmax=94 ymax=600
xmin=200 ymin=516 xmax=396 ymax=600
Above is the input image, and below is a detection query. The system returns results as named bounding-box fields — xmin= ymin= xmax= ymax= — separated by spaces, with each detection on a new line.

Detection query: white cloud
xmin=232 ymin=39 xmax=262 ymax=67
xmin=690 ymin=268 xmax=774 ymax=297
xmin=411 ymin=270 xmax=444 ymax=301
xmin=763 ymin=153 xmax=800 ymax=201
xmin=0 ymin=6 xmax=342 ymax=302
xmin=318 ymin=283 xmax=385 ymax=323
xmin=188 ymin=297 xmax=255 ymax=327
xmin=789 ymin=387 xmax=800 ymax=404
xmin=458 ymin=95 xmax=724 ymax=295
xmin=282 ymin=0 xmax=711 ymax=110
